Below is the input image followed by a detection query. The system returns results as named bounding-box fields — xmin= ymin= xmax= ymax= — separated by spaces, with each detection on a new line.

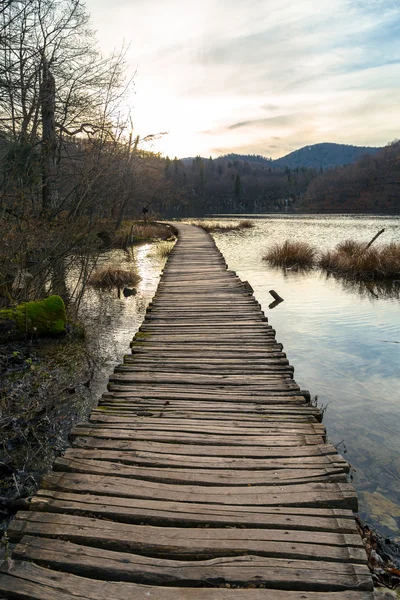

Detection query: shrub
xmin=264 ymin=240 xmax=316 ymax=267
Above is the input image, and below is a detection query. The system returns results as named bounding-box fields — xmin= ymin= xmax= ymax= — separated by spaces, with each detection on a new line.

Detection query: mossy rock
xmin=0 ymin=295 xmax=66 ymax=341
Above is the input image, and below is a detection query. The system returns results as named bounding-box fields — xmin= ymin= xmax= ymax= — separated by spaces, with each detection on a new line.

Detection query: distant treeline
xmin=300 ymin=141 xmax=400 ymax=214
xmin=161 ymin=156 xmax=317 ymax=217
xmin=159 ymin=141 xmax=399 ymax=216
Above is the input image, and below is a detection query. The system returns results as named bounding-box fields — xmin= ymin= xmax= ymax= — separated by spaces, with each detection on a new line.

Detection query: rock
xmin=360 ymin=490 xmax=400 ymax=534
xmin=0 ymin=295 xmax=66 ymax=342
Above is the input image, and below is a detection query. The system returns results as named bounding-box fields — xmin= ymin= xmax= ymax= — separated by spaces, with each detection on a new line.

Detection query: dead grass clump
xmin=99 ymin=221 xmax=174 ymax=249
xmin=88 ymin=266 xmax=141 ymax=290
xmin=154 ymin=241 xmax=175 ymax=259
xmin=239 ymin=219 xmax=255 ymax=229
xmin=319 ymin=242 xmax=400 ymax=280
xmin=191 ymin=220 xmax=254 ymax=233
xmin=264 ymin=240 xmax=316 ymax=268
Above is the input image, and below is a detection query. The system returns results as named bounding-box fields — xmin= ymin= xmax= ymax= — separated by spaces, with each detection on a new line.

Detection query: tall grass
xmin=190 ymin=220 xmax=255 ymax=232
xmin=319 ymin=241 xmax=400 ymax=280
xmin=88 ymin=265 xmax=141 ymax=290
xmin=154 ymin=241 xmax=175 ymax=259
xmin=264 ymin=240 xmax=316 ymax=268
xmin=98 ymin=221 xmax=175 ymax=249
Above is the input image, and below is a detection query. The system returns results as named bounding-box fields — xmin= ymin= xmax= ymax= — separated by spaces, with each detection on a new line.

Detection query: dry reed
xmin=264 ymin=240 xmax=316 ymax=268
xmin=190 ymin=220 xmax=255 ymax=233
xmin=154 ymin=241 xmax=175 ymax=259
xmin=319 ymin=241 xmax=400 ymax=280
xmin=88 ymin=265 xmax=141 ymax=290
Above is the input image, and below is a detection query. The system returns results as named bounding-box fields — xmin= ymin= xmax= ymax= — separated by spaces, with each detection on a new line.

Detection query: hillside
xmin=272 ymin=143 xmax=381 ymax=170
xmin=182 ymin=143 xmax=382 ymax=171
xmin=300 ymin=141 xmax=400 ymax=213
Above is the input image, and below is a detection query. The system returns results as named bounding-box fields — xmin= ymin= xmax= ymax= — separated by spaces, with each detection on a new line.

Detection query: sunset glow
xmin=85 ymin=0 xmax=400 ymax=158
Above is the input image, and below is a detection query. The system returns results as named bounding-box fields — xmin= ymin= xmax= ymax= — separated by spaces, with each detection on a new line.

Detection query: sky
xmin=85 ymin=0 xmax=400 ymax=159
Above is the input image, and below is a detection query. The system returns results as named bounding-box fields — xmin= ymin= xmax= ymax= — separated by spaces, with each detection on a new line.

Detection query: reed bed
xmin=88 ymin=265 xmax=141 ymax=290
xmin=264 ymin=240 xmax=316 ymax=268
xmin=263 ymin=237 xmax=400 ymax=280
xmin=190 ymin=220 xmax=255 ymax=232
xmin=319 ymin=241 xmax=400 ymax=280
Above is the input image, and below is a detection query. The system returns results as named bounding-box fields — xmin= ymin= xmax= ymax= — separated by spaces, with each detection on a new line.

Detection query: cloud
xmin=85 ymin=0 xmax=400 ymax=157
xmin=228 ymin=115 xmax=299 ymax=130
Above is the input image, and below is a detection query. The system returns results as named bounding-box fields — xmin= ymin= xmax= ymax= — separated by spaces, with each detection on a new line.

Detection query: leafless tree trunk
xmin=41 ymin=56 xmax=58 ymax=212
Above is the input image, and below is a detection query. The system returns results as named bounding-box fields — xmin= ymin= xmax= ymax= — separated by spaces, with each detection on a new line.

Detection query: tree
xmin=0 ymin=0 xmax=130 ymax=214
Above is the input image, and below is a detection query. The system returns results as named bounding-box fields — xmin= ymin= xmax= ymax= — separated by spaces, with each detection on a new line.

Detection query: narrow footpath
xmin=0 ymin=224 xmax=374 ymax=598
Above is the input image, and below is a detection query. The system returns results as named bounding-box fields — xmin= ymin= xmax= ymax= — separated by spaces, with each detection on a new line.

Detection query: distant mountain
xmin=271 ymin=143 xmax=381 ymax=170
xmin=182 ymin=143 xmax=382 ymax=171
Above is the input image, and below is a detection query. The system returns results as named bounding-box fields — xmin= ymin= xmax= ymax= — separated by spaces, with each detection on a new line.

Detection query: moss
xmin=134 ymin=331 xmax=150 ymax=339
xmin=0 ymin=295 xmax=66 ymax=339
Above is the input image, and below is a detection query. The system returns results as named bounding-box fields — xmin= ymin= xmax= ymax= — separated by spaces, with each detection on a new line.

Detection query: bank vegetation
xmin=264 ymin=239 xmax=400 ymax=280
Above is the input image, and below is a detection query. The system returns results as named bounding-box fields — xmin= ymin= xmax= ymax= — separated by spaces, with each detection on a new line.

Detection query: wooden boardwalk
xmin=0 ymin=224 xmax=374 ymax=598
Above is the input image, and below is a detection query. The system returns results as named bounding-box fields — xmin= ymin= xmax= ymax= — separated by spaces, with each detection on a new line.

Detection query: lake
xmin=80 ymin=215 xmax=400 ymax=540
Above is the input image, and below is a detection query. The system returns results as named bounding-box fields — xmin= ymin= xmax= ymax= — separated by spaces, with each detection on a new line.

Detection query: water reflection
xmin=68 ymin=243 xmax=166 ymax=407
xmin=212 ymin=215 xmax=400 ymax=539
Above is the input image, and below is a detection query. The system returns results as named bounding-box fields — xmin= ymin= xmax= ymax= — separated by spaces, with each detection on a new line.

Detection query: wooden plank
xmin=37 ymin=473 xmax=358 ymax=510
xmin=70 ymin=426 xmax=324 ymax=446
xmin=63 ymin=448 xmax=350 ymax=472
xmin=53 ymin=457 xmax=347 ymax=485
xmin=71 ymin=438 xmax=342 ymax=458
xmin=103 ymin=389 xmax=307 ymax=402
xmin=8 ymin=513 xmax=366 ymax=562
xmin=92 ymin=408 xmax=319 ymax=421
xmin=30 ymin=491 xmax=357 ymax=530
xmin=0 ymin=561 xmax=370 ymax=600
xmin=87 ymin=414 xmax=325 ymax=433
xmin=13 ymin=537 xmax=373 ymax=591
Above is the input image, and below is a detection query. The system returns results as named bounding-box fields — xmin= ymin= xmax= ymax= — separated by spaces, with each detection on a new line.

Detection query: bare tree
xmin=0 ymin=0 xmax=131 ymax=214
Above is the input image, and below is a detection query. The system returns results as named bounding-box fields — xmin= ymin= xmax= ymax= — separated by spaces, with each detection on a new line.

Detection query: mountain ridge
xmin=182 ymin=142 xmax=382 ymax=170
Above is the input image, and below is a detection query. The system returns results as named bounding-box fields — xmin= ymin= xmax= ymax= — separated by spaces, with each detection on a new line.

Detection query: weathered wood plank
xmin=13 ymin=537 xmax=373 ymax=591
xmin=8 ymin=513 xmax=365 ymax=562
xmin=30 ymin=491 xmax=357 ymax=530
xmin=62 ymin=448 xmax=350 ymax=472
xmin=70 ymin=426 xmax=325 ymax=446
xmin=53 ymin=457 xmax=346 ymax=485
xmin=88 ymin=414 xmax=325 ymax=433
xmin=0 ymin=560 xmax=369 ymax=599
xmin=71 ymin=438 xmax=343 ymax=458
xmin=37 ymin=473 xmax=358 ymax=510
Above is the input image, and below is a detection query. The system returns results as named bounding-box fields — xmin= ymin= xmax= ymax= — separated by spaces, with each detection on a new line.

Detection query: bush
xmin=264 ymin=240 xmax=316 ymax=267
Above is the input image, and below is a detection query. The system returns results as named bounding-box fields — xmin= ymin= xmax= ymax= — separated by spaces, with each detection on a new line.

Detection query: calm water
xmin=78 ymin=217 xmax=400 ymax=539
xmin=211 ymin=215 xmax=400 ymax=539
xmin=77 ymin=244 xmax=166 ymax=397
